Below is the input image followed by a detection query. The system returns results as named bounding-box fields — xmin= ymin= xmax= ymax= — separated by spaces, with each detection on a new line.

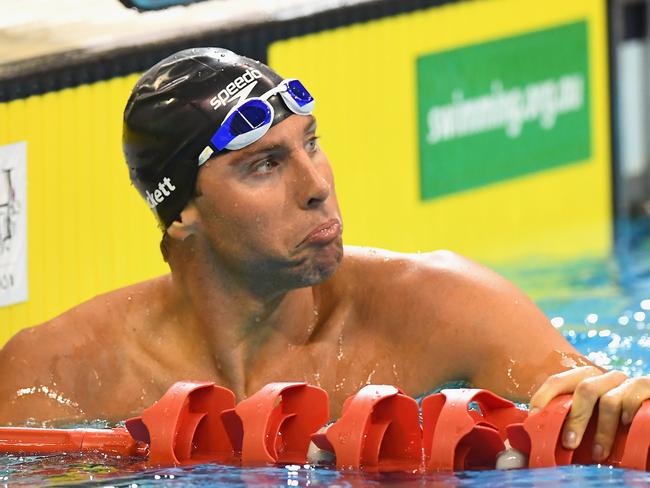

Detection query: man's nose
xmin=293 ymin=152 xmax=330 ymax=209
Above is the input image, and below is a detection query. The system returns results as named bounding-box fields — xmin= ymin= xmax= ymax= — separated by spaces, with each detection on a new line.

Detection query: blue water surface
xmin=4 ymin=234 xmax=650 ymax=486
xmin=5 ymin=457 xmax=650 ymax=486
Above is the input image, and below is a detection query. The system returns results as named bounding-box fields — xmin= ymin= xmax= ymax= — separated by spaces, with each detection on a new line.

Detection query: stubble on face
xmin=291 ymin=236 xmax=344 ymax=288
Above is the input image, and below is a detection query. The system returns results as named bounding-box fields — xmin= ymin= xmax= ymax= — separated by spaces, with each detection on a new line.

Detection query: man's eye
xmin=306 ymin=136 xmax=320 ymax=153
xmin=252 ymin=159 xmax=277 ymax=174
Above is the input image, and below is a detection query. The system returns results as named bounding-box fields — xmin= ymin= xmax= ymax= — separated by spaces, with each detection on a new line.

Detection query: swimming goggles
xmin=197 ymin=78 xmax=315 ymax=166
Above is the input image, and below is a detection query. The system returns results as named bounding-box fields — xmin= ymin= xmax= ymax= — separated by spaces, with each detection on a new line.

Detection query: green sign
xmin=416 ymin=21 xmax=591 ymax=200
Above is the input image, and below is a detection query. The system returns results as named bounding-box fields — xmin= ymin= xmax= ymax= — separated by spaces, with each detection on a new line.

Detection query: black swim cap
xmin=123 ymin=47 xmax=291 ymax=229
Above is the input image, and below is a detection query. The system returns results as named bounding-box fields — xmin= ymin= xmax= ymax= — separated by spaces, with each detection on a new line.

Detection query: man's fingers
xmin=592 ymin=379 xmax=628 ymax=461
xmin=562 ymin=370 xmax=627 ymax=451
xmin=621 ymin=377 xmax=650 ymax=425
xmin=529 ymin=366 xmax=602 ymax=413
xmin=594 ymin=377 xmax=650 ymax=461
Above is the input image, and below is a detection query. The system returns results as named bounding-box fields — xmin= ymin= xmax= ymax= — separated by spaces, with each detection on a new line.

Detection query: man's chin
xmin=298 ymin=239 xmax=344 ymax=287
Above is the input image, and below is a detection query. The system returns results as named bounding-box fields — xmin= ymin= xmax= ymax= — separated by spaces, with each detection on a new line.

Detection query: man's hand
xmin=529 ymin=366 xmax=650 ymax=461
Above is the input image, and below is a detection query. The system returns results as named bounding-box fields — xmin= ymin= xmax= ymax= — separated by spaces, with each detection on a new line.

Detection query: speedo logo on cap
xmin=209 ymin=69 xmax=262 ymax=110
xmin=145 ymin=176 xmax=176 ymax=209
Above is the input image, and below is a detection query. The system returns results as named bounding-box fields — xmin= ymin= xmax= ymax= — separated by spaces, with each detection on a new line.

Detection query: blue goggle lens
xmin=228 ymin=100 xmax=273 ymax=135
xmin=211 ymin=99 xmax=273 ymax=150
xmin=285 ymin=80 xmax=313 ymax=107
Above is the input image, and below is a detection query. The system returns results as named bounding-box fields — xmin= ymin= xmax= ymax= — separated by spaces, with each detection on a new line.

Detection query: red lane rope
xmin=2 ymin=381 xmax=649 ymax=471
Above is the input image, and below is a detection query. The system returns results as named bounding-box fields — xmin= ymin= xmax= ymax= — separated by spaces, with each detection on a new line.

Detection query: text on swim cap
xmin=145 ymin=177 xmax=176 ymax=209
xmin=209 ymin=69 xmax=262 ymax=110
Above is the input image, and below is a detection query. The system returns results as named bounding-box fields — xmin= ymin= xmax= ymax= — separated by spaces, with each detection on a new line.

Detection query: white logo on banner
xmin=426 ymin=74 xmax=585 ymax=145
xmin=0 ymin=142 xmax=27 ymax=307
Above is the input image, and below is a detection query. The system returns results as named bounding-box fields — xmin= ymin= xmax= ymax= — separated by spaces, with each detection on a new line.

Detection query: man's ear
xmin=166 ymin=201 xmax=200 ymax=241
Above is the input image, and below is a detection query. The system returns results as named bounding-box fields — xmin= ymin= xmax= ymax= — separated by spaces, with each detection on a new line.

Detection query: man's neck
xmin=166 ymin=237 xmax=318 ymax=398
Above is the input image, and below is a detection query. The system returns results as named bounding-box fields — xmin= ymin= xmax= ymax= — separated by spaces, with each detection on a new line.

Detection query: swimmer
xmin=0 ymin=48 xmax=647 ymax=464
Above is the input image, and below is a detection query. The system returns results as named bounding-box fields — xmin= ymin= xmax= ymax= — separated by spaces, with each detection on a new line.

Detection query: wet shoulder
xmin=0 ymin=275 xmax=173 ymax=386
xmin=336 ymin=246 xmax=474 ymax=291
xmin=329 ymin=246 xmax=504 ymax=317
xmin=17 ymin=274 xmax=172 ymax=343
xmin=334 ymin=245 xmax=541 ymax=325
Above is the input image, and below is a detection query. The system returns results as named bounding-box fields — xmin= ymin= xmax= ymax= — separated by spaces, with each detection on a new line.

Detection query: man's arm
xmin=413 ymin=250 xmax=646 ymax=463
xmin=392 ymin=250 xmax=584 ymax=398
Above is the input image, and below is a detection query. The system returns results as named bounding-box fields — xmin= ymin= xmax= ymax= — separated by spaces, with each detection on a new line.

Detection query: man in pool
xmin=0 ymin=48 xmax=647 ymax=463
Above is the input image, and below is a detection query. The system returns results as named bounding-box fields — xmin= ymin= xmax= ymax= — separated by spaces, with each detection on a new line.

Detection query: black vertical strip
xmin=623 ymin=1 xmax=646 ymax=40
xmin=609 ymin=0 xmax=619 ymax=216
xmin=0 ymin=0 xmax=458 ymax=102
xmin=608 ymin=0 xmax=623 ymax=259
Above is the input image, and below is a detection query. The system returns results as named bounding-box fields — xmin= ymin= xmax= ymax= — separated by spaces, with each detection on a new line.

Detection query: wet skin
xmin=0 ymin=114 xmax=648 ymax=463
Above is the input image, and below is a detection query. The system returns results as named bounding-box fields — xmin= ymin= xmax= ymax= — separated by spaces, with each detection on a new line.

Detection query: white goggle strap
xmin=198 ymin=146 xmax=214 ymax=166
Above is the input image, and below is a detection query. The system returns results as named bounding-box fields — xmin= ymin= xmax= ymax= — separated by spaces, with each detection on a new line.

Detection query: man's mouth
xmin=298 ymin=218 xmax=342 ymax=247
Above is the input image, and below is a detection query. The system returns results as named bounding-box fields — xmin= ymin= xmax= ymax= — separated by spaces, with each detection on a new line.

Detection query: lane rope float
xmin=2 ymin=380 xmax=650 ymax=472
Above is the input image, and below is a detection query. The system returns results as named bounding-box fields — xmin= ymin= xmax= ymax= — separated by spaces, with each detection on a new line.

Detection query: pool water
xmin=5 ymin=457 xmax=650 ymax=486
xmin=4 ymin=232 xmax=650 ymax=486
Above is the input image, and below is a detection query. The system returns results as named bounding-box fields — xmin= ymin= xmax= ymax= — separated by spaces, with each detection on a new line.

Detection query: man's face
xmin=192 ymin=114 xmax=343 ymax=293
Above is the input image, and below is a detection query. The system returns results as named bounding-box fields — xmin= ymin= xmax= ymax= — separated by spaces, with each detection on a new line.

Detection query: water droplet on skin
xmin=366 ymin=367 xmax=377 ymax=385
xmin=15 ymin=385 xmax=84 ymax=413
xmin=505 ymin=358 xmax=521 ymax=395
